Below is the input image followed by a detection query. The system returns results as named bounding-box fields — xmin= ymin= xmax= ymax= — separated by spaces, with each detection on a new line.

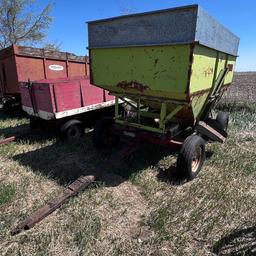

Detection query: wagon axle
xmin=92 ymin=113 xmax=227 ymax=181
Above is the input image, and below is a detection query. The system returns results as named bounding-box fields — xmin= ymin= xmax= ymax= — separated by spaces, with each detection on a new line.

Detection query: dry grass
xmin=0 ymin=80 xmax=255 ymax=255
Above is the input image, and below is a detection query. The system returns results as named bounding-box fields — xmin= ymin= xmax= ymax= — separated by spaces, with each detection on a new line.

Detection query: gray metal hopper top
xmin=88 ymin=5 xmax=239 ymax=56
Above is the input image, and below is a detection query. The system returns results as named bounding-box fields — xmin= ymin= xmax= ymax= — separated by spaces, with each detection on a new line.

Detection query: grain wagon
xmin=88 ymin=4 xmax=240 ymax=180
xmin=10 ymin=4 xmax=241 ymax=235
xmin=0 ymin=45 xmax=89 ymax=109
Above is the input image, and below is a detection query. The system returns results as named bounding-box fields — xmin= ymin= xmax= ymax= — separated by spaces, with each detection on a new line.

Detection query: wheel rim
xmin=191 ymin=146 xmax=202 ymax=173
xmin=67 ymin=126 xmax=81 ymax=139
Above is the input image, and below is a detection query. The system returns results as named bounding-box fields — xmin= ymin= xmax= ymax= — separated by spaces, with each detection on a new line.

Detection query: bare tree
xmin=0 ymin=0 xmax=53 ymax=49
xmin=44 ymin=42 xmax=61 ymax=51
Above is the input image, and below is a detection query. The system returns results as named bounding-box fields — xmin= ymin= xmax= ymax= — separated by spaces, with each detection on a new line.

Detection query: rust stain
xmin=203 ymin=67 xmax=214 ymax=77
xmin=228 ymin=64 xmax=233 ymax=71
xmin=188 ymin=83 xmax=231 ymax=101
xmin=117 ymin=80 xmax=149 ymax=92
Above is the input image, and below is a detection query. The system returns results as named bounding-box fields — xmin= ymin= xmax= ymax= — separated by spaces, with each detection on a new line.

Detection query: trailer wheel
xmin=93 ymin=117 xmax=120 ymax=149
xmin=60 ymin=120 xmax=84 ymax=140
xmin=30 ymin=117 xmax=40 ymax=129
xmin=216 ymin=112 xmax=229 ymax=132
xmin=176 ymin=134 xmax=205 ymax=180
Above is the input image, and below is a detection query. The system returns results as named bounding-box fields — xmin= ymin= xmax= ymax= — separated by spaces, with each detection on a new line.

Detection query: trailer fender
xmin=195 ymin=121 xmax=227 ymax=143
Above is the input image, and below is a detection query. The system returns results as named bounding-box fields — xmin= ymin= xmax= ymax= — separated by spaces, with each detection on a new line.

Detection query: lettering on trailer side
xmin=49 ymin=65 xmax=64 ymax=71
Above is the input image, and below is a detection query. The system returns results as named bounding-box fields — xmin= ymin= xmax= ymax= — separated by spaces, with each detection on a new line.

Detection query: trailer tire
xmin=30 ymin=117 xmax=40 ymax=129
xmin=93 ymin=117 xmax=119 ymax=149
xmin=60 ymin=120 xmax=84 ymax=141
xmin=216 ymin=112 xmax=229 ymax=132
xmin=176 ymin=134 xmax=205 ymax=181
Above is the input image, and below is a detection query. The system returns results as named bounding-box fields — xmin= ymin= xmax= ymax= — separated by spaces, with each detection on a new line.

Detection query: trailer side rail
xmin=22 ymin=100 xmax=116 ymax=120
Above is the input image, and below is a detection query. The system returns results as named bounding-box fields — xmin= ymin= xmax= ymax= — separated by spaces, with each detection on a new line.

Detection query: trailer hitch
xmin=0 ymin=136 xmax=16 ymax=145
xmin=0 ymin=129 xmax=32 ymax=146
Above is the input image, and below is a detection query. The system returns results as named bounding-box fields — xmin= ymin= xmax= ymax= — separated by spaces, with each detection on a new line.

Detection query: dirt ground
xmin=221 ymin=72 xmax=256 ymax=104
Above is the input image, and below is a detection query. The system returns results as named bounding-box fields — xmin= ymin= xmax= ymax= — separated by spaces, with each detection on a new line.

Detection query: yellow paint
xmin=190 ymin=46 xmax=217 ymax=93
xmin=91 ymin=45 xmax=190 ymax=101
xmin=190 ymin=45 xmax=237 ymax=94
xmin=91 ymin=43 xmax=237 ymax=123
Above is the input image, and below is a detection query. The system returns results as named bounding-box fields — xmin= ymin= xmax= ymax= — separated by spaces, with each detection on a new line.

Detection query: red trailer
xmin=20 ymin=76 xmax=115 ymax=139
xmin=0 ymin=45 xmax=89 ymax=109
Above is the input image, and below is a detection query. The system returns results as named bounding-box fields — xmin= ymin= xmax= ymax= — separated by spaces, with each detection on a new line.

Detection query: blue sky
xmin=39 ymin=0 xmax=256 ymax=71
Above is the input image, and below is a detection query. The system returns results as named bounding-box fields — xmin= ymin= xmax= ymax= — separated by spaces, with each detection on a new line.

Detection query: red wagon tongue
xmin=10 ymin=139 xmax=141 ymax=235
xmin=0 ymin=129 xmax=32 ymax=146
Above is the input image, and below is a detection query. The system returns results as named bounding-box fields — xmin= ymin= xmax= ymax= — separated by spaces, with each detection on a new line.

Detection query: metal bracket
xmin=114 ymin=94 xmax=183 ymax=134
xmin=159 ymin=103 xmax=183 ymax=130
xmin=199 ymin=67 xmax=229 ymax=120
xmin=196 ymin=121 xmax=227 ymax=143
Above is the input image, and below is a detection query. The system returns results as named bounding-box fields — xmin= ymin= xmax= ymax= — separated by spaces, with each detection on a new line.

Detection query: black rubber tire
xmin=66 ymin=125 xmax=83 ymax=140
xmin=216 ymin=112 xmax=229 ymax=132
xmin=176 ymin=134 xmax=206 ymax=181
xmin=60 ymin=120 xmax=84 ymax=140
xmin=92 ymin=117 xmax=120 ymax=149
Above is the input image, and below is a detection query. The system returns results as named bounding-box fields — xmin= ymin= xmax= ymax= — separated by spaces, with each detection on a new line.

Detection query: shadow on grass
xmin=12 ymin=132 xmax=95 ymax=185
xmin=0 ymin=110 xmax=58 ymax=142
xmin=0 ymin=110 xmax=26 ymax=121
xmin=0 ymin=124 xmax=58 ymax=144
xmin=12 ymin=132 xmax=215 ymax=188
xmin=12 ymin=138 xmax=177 ymax=186
xmin=155 ymin=149 xmax=214 ymax=185
xmin=212 ymin=225 xmax=256 ymax=256
xmin=98 ymin=143 xmax=214 ymax=187
xmin=0 ymin=124 xmax=30 ymax=138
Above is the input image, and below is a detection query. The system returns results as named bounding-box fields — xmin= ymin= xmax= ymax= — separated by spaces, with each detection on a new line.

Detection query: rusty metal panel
xmin=0 ymin=45 xmax=89 ymax=102
xmin=16 ymin=56 xmax=45 ymax=83
xmin=0 ymin=55 xmax=19 ymax=94
xmin=88 ymin=4 xmax=239 ymax=56
xmin=14 ymin=45 xmax=87 ymax=63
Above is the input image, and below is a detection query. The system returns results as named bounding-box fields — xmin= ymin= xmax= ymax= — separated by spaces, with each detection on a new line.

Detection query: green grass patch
xmin=0 ymin=184 xmax=16 ymax=205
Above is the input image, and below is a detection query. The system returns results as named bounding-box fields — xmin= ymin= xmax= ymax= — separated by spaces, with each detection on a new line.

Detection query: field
xmin=221 ymin=72 xmax=256 ymax=104
xmin=0 ymin=73 xmax=255 ymax=255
